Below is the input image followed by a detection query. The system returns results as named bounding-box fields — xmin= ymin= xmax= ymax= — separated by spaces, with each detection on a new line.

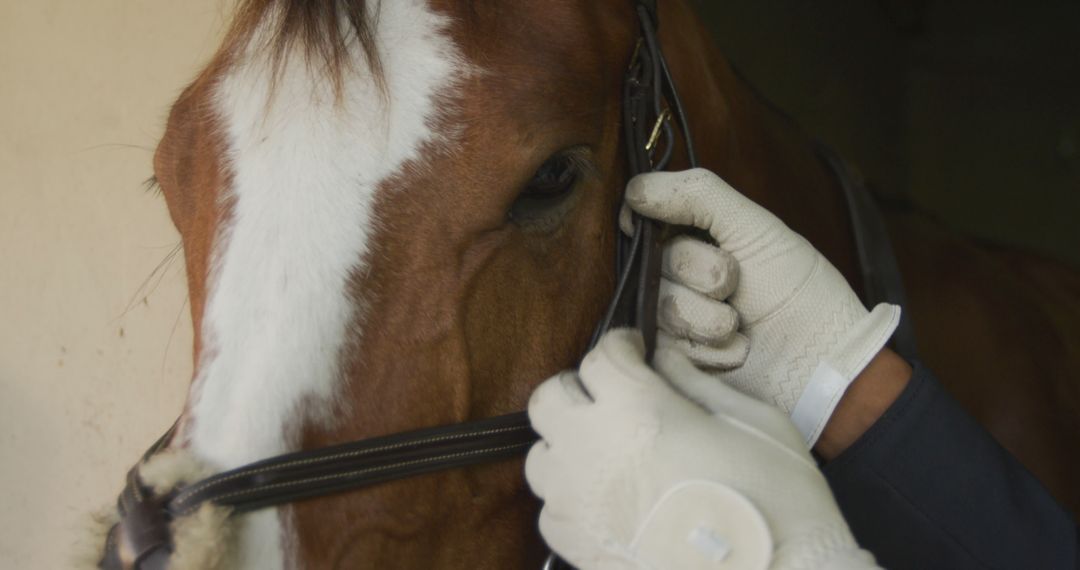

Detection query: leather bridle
xmin=99 ymin=1 xmax=696 ymax=568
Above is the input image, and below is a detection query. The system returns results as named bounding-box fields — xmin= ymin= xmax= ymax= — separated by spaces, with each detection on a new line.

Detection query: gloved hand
xmin=526 ymin=329 xmax=878 ymax=570
xmin=629 ymin=169 xmax=900 ymax=445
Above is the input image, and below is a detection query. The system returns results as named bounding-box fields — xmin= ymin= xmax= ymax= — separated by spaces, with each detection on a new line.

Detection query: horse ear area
xmin=152 ymin=79 xmax=228 ymax=235
xmin=153 ymin=83 xmax=200 ymax=195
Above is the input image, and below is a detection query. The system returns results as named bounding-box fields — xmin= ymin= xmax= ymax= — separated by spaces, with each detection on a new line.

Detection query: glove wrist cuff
xmin=789 ymin=303 xmax=901 ymax=446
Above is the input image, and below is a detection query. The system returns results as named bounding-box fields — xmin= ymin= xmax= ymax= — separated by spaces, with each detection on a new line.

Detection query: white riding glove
xmin=629 ymin=169 xmax=900 ymax=445
xmin=526 ymin=329 xmax=878 ymax=570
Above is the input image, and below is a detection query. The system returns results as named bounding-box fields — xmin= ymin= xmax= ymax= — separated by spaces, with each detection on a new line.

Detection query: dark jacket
xmin=823 ymin=363 xmax=1078 ymax=569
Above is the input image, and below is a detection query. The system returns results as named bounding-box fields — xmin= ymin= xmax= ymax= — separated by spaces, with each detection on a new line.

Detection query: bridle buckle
xmin=645 ymin=107 xmax=672 ymax=154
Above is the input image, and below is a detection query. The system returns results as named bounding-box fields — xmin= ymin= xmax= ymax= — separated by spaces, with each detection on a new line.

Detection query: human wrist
xmin=788 ymin=302 xmax=901 ymax=446
xmin=814 ymin=348 xmax=912 ymax=460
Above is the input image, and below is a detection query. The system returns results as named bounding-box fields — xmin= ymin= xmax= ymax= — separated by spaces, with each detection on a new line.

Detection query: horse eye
xmin=508 ymin=153 xmax=583 ymax=228
xmin=507 ymin=151 xmax=591 ymax=231
xmin=524 ymin=154 xmax=579 ymax=197
xmin=508 ymin=147 xmax=596 ymax=231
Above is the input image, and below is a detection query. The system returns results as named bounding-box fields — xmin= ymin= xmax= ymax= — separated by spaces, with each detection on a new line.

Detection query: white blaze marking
xmin=186 ymin=2 xmax=464 ymax=568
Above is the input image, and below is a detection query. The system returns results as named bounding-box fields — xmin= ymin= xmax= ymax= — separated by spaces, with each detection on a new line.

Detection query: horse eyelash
xmin=143 ymin=175 xmax=162 ymax=196
xmin=562 ymin=147 xmax=601 ymax=183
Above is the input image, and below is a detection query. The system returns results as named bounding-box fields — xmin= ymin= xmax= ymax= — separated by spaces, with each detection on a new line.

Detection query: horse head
xmin=131 ymin=0 xmax=856 ymax=567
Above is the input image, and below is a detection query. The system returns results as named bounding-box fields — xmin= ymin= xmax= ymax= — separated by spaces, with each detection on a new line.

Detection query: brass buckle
xmin=645 ymin=107 xmax=672 ymax=154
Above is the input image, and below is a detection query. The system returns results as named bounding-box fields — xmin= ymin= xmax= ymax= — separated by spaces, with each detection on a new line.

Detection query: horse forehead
xmin=157 ymin=0 xmax=620 ymax=210
xmin=190 ymin=0 xmax=462 ymax=435
xmin=448 ymin=1 xmax=625 ymax=95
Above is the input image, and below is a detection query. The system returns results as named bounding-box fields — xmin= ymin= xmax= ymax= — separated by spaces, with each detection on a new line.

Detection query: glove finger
xmin=662 ymin=235 xmax=739 ymax=300
xmin=538 ymin=507 xmax=593 ymax=568
xmin=579 ymin=329 xmax=669 ymax=403
xmin=657 ymin=331 xmax=749 ymax=370
xmin=658 ymin=279 xmax=739 ymax=346
xmin=524 ymin=440 xmax=554 ymax=500
xmin=618 ymin=202 xmax=635 ymax=236
xmin=528 ymin=371 xmax=590 ymax=440
xmin=654 ymin=347 xmax=811 ymax=456
xmin=625 ymin=169 xmax=784 ymax=250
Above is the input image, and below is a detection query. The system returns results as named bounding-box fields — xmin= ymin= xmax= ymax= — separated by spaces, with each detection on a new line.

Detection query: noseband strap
xmin=99 ymin=2 xmax=694 ymax=568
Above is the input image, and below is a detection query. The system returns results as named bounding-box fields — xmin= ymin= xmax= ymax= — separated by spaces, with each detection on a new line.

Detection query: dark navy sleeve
xmin=822 ymin=362 xmax=1079 ymax=569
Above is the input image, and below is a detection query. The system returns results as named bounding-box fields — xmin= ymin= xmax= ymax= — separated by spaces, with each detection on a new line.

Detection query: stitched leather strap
xmin=167 ymin=412 xmax=536 ymax=515
xmin=101 ymin=414 xmax=538 ymax=569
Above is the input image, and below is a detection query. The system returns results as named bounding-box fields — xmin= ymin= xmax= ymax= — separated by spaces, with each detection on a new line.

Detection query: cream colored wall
xmin=0 ymin=2 xmax=233 ymax=566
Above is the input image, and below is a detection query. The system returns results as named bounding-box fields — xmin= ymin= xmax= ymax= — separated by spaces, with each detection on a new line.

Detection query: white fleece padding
xmin=72 ymin=509 xmax=119 ymax=570
xmin=625 ymin=169 xmax=900 ymax=446
xmin=139 ymin=448 xmax=216 ymax=495
xmin=184 ymin=2 xmax=466 ymax=568
xmin=168 ymin=503 xmax=236 ymax=570
xmin=74 ymin=450 xmax=234 ymax=570
xmin=142 ymin=450 xmax=235 ymax=570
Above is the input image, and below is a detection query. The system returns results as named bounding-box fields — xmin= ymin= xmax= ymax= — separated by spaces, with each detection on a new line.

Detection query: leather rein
xmin=100 ymin=1 xmax=696 ymax=568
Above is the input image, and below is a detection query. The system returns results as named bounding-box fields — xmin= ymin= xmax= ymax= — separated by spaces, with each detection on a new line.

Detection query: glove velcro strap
xmin=790 ymin=303 xmax=901 ymax=446
xmin=630 ymin=480 xmax=772 ymax=570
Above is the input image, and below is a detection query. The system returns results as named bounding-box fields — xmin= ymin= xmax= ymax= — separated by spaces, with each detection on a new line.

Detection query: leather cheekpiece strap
xmin=100 ymin=469 xmax=173 ymax=570
xmin=637 ymin=0 xmax=659 ymax=26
